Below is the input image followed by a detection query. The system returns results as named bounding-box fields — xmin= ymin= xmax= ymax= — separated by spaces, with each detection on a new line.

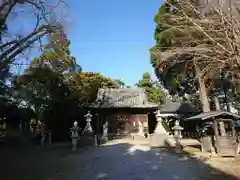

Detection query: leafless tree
xmin=0 ymin=0 xmax=68 ymax=79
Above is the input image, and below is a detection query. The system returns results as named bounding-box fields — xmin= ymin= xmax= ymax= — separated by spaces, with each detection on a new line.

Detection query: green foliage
xmin=13 ymin=32 xmax=77 ymax=120
xmin=150 ymin=1 xmax=240 ymax=112
xmin=150 ymin=1 xmax=215 ymax=97
xmin=151 ymin=0 xmax=240 ymax=94
xmin=136 ymin=72 xmax=165 ymax=103
xmin=30 ymin=31 xmax=80 ymax=74
xmin=68 ymin=72 xmax=120 ymax=104
xmin=136 ymin=72 xmax=152 ymax=88
xmin=11 ymin=32 xmax=119 ymax=140
xmin=114 ymin=79 xmax=125 ymax=88
xmin=161 ymin=119 xmax=171 ymax=132
xmin=150 ymin=2 xmax=194 ymax=95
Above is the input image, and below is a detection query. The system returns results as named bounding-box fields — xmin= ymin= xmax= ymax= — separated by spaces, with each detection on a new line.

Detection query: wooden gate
xmin=214 ymin=119 xmax=239 ymax=157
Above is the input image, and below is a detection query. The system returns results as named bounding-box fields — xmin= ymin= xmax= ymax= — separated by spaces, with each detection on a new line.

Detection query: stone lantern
xmin=82 ymin=111 xmax=98 ymax=146
xmin=82 ymin=111 xmax=93 ymax=134
xmin=70 ymin=121 xmax=80 ymax=151
xmin=154 ymin=109 xmax=167 ymax=134
xmin=150 ymin=109 xmax=169 ymax=147
xmin=172 ymin=120 xmax=184 ymax=153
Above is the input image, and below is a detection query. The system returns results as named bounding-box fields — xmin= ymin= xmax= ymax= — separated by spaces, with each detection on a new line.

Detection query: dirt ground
xmin=205 ymin=156 xmax=240 ymax=179
xmin=0 ymin=139 xmax=239 ymax=180
xmin=183 ymin=145 xmax=240 ymax=179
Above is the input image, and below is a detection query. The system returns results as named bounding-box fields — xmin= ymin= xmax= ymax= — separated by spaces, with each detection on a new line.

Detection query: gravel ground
xmin=0 ymin=139 xmax=238 ymax=180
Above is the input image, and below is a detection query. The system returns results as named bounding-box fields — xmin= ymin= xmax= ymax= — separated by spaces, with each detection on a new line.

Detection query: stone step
xmin=165 ymin=138 xmax=176 ymax=147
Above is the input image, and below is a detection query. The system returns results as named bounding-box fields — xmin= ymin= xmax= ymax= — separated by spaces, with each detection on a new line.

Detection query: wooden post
xmin=231 ymin=120 xmax=236 ymax=138
xmin=146 ymin=114 xmax=149 ymax=135
xmin=213 ymin=119 xmax=219 ymax=154
xmin=214 ymin=97 xmax=226 ymax=136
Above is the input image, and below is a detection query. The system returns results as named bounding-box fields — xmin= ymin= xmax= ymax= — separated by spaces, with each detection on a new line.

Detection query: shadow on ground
xmin=0 ymin=140 xmax=238 ymax=180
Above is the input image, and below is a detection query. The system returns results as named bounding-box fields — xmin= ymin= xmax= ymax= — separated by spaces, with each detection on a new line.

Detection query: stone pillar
xmin=137 ymin=120 xmax=144 ymax=136
xmin=172 ymin=120 xmax=183 ymax=153
xmin=48 ymin=132 xmax=52 ymax=145
xmin=94 ymin=135 xmax=98 ymax=146
xmin=70 ymin=121 xmax=80 ymax=151
xmin=19 ymin=120 xmax=22 ymax=133
xmin=39 ymin=121 xmax=45 ymax=146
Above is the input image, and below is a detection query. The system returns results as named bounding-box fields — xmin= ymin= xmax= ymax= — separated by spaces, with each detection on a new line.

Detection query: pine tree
xmin=30 ymin=29 xmax=81 ymax=74
xmin=136 ymin=72 xmax=165 ymax=103
xmin=150 ymin=0 xmax=240 ymax=112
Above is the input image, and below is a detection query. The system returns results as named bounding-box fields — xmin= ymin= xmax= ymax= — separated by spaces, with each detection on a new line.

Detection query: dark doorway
xmin=148 ymin=112 xmax=157 ymax=134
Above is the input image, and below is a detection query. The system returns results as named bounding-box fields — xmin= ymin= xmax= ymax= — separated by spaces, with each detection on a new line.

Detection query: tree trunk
xmin=0 ymin=1 xmax=17 ymax=40
xmin=194 ymin=61 xmax=216 ymax=154
xmin=194 ymin=61 xmax=210 ymax=112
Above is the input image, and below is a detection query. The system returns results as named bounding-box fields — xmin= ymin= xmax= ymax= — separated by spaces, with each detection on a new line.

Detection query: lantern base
xmin=150 ymin=133 xmax=169 ymax=147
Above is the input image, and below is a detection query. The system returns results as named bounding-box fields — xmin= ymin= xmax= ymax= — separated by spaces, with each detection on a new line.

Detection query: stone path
xmin=0 ymin=139 xmax=237 ymax=180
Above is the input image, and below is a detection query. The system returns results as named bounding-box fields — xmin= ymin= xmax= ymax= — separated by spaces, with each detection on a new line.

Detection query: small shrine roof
xmin=159 ymin=101 xmax=197 ymax=114
xmin=185 ymin=111 xmax=240 ymax=121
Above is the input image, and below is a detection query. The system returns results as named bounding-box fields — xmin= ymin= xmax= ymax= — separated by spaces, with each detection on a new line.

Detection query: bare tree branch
xmin=0 ymin=0 xmax=68 ymax=80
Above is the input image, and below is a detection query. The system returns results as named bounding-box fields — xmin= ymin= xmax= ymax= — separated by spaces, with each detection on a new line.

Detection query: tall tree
xmin=0 ymin=0 xmax=66 ymax=91
xmin=150 ymin=0 xmax=240 ymax=112
xmin=12 ymin=30 xmax=81 ymax=130
xmin=136 ymin=72 xmax=165 ymax=103
xmin=29 ymin=29 xmax=81 ymax=74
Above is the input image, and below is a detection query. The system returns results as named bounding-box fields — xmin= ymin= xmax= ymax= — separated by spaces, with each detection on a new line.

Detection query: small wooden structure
xmin=186 ymin=111 xmax=240 ymax=157
xmin=158 ymin=101 xmax=198 ymax=133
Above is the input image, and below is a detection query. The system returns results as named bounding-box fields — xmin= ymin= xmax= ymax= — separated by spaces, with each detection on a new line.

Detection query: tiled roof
xmin=185 ymin=111 xmax=240 ymax=121
xmin=159 ymin=101 xmax=197 ymax=114
xmin=91 ymin=88 xmax=158 ymax=108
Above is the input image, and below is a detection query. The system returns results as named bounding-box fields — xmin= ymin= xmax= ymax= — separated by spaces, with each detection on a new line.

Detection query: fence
xmin=182 ymin=132 xmax=202 ymax=139
xmin=168 ymin=131 xmax=201 ymax=139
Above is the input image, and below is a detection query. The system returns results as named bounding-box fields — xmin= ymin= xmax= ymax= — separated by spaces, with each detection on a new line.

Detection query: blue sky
xmin=68 ymin=0 xmax=162 ymax=86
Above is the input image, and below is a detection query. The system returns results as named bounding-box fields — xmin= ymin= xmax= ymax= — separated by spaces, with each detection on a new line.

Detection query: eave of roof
xmin=185 ymin=111 xmax=240 ymax=121
xmin=159 ymin=101 xmax=197 ymax=114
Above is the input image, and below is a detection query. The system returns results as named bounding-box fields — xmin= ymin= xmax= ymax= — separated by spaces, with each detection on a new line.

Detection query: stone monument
xmin=102 ymin=121 xmax=108 ymax=142
xmin=70 ymin=121 xmax=80 ymax=151
xmin=137 ymin=120 xmax=144 ymax=136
